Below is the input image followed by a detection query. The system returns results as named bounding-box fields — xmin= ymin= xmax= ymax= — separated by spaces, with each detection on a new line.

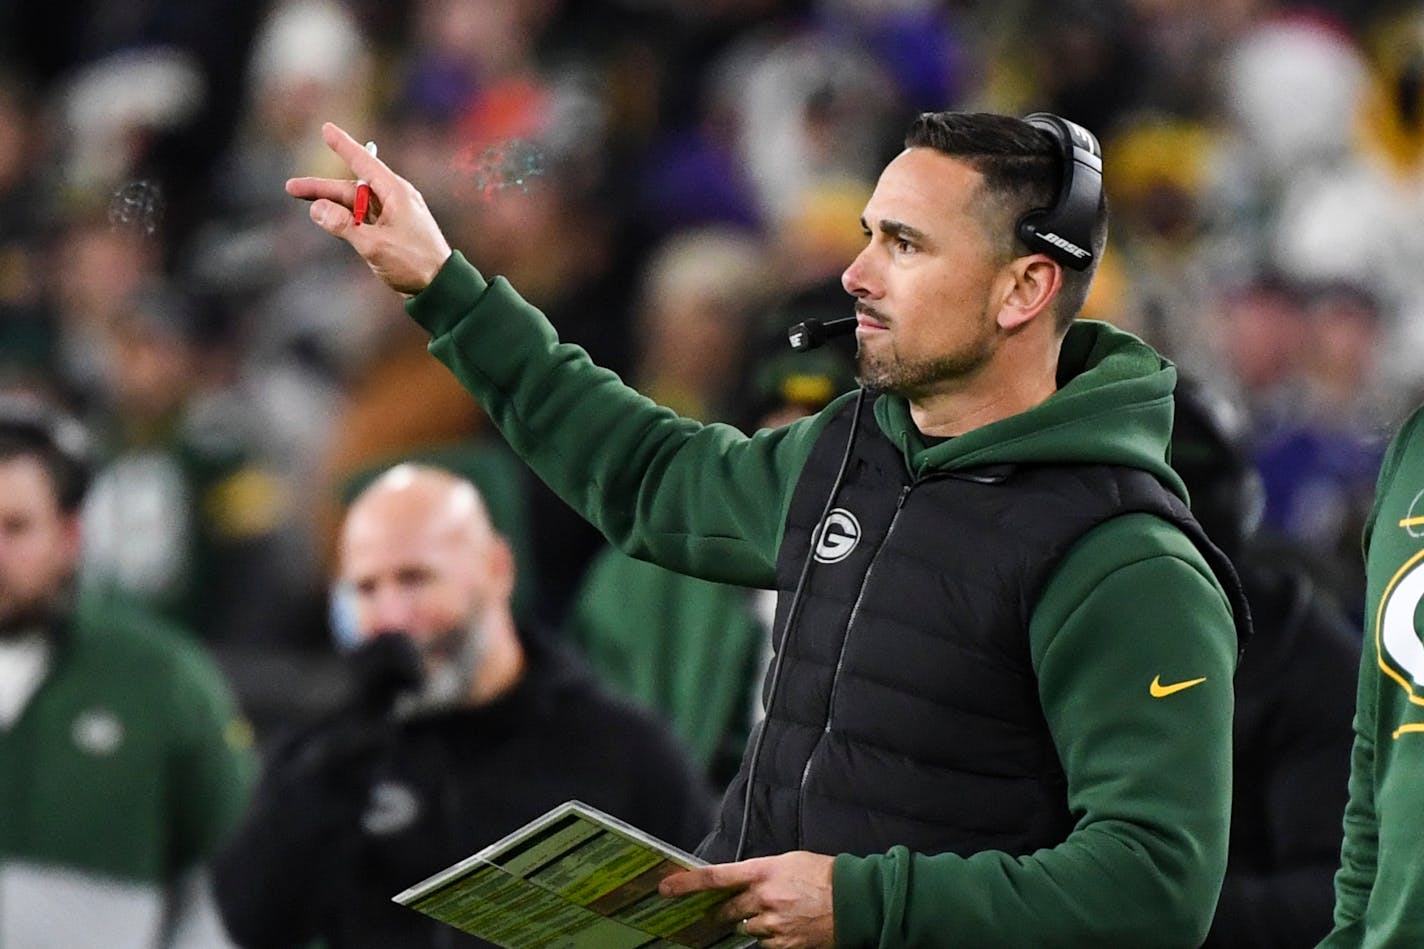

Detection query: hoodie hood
xmin=873 ymin=320 xmax=1187 ymax=500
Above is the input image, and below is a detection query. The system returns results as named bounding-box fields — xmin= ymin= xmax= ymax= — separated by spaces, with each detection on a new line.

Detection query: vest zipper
xmin=796 ymin=482 xmax=913 ymax=848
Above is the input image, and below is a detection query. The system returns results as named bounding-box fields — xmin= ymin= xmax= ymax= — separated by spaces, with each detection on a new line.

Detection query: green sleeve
xmin=166 ymin=641 xmax=257 ymax=872
xmin=833 ymin=514 xmax=1237 ymax=947
xmin=1360 ymin=405 xmax=1424 ymax=556
xmin=407 ymin=252 xmax=835 ymax=586
xmin=1320 ymin=408 xmax=1424 ymax=944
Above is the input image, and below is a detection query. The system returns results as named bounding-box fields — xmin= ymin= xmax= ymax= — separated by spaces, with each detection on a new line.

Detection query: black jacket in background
xmin=213 ymin=628 xmax=713 ymax=949
xmin=1204 ymin=543 xmax=1360 ymax=948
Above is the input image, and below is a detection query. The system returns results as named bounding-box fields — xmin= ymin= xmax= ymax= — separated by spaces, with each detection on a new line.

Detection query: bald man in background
xmin=213 ymin=464 xmax=711 ymax=949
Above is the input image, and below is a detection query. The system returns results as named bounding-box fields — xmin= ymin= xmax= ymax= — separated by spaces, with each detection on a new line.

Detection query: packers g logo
xmin=1377 ymin=545 xmax=1424 ymax=739
xmin=1380 ymin=553 xmax=1424 ymax=688
xmin=1383 ymin=491 xmax=1424 ymax=708
xmin=813 ymin=508 xmax=861 ymax=564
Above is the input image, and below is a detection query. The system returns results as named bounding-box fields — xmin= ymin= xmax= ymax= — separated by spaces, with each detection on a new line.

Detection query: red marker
xmin=353 ymin=140 xmax=377 ymax=225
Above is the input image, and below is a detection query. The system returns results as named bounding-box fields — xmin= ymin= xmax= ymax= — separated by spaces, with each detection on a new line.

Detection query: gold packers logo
xmin=1378 ymin=490 xmax=1424 ymax=737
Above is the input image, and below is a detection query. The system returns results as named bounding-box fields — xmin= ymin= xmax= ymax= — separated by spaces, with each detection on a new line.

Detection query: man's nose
xmin=842 ymin=246 xmax=876 ymax=299
xmin=364 ymin=587 xmax=415 ymax=636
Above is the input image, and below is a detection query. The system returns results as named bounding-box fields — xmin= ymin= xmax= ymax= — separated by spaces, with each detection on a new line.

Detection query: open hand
xmin=286 ymin=123 xmax=453 ymax=295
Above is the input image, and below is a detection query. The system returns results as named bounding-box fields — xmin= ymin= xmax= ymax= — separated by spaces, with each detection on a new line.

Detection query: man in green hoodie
xmin=287 ymin=111 xmax=1246 ymax=947
xmin=1323 ymin=403 xmax=1424 ymax=947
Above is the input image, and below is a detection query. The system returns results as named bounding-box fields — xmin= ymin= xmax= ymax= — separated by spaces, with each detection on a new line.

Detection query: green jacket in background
xmin=565 ymin=547 xmax=765 ymax=788
xmin=1325 ymin=404 xmax=1424 ymax=947
xmin=0 ymin=596 xmax=256 ymax=947
xmin=406 ymin=252 xmax=1240 ymax=946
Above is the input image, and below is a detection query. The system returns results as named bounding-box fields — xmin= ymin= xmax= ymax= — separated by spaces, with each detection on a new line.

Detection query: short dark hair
xmin=904 ymin=111 xmax=1109 ymax=331
xmin=0 ymin=397 xmax=94 ymax=514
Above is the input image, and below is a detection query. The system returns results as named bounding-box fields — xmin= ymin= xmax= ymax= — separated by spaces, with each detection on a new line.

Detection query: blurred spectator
xmin=770 ymin=177 xmax=874 ymax=293
xmin=1319 ymin=5 xmax=1424 ymax=403
xmin=1220 ymin=12 xmax=1368 ymax=191
xmin=1099 ymin=113 xmax=1248 ymax=373
xmin=0 ymin=76 xmax=58 ymax=397
xmin=1246 ymin=281 xmax=1393 ymax=619
xmin=427 ymin=74 xmax=649 ymax=625
xmin=715 ymin=23 xmax=901 ymax=228
xmin=633 ymin=225 xmax=773 ymax=421
xmin=397 ymin=0 xmax=561 ymax=113
xmin=1219 ymin=10 xmax=1424 ymax=415
xmin=817 ymin=0 xmax=968 ymax=114
xmin=1172 ymin=378 xmax=1360 ymax=947
xmin=441 ymin=76 xmax=631 ymax=369
xmin=0 ymin=394 xmax=255 ymax=948
xmin=59 ymin=47 xmax=207 ymax=200
xmin=1299 ymin=280 xmax=1402 ymax=433
xmin=1027 ymin=0 xmax=1153 ymax=133
xmin=307 ymin=298 xmax=489 ymax=568
xmin=214 ymin=464 xmax=711 ymax=949
xmin=630 ymin=93 xmax=763 ymax=241
xmin=42 ymin=210 xmax=163 ymax=407
xmin=217 ymin=0 xmax=374 ymax=221
xmin=78 ymin=279 xmax=299 ymax=645
xmin=337 ymin=445 xmax=540 ymax=627
xmin=1212 ymin=272 xmax=1312 ymax=434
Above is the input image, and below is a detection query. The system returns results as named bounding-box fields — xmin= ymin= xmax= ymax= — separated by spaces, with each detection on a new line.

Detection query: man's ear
xmin=996 ymin=255 xmax=1061 ymax=332
xmin=484 ymin=536 xmax=517 ymax=603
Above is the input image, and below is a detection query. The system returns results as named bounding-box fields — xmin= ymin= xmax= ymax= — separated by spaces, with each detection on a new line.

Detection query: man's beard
xmin=394 ymin=616 xmax=488 ymax=718
xmin=854 ymin=306 xmax=998 ymax=398
xmin=0 ymin=585 xmax=72 ymax=640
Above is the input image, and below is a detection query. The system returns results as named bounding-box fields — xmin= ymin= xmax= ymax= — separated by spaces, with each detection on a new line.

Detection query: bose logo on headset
xmin=1035 ymin=231 xmax=1091 ymax=260
xmin=1016 ymin=112 xmax=1103 ymax=272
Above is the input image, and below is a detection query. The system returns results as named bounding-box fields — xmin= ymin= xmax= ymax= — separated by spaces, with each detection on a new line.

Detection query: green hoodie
xmin=408 ymin=252 xmax=1239 ymax=946
xmin=1323 ymin=403 xmax=1424 ymax=947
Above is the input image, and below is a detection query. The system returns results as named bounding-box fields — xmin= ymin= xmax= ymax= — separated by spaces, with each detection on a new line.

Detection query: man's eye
xmin=896 ymin=238 xmax=915 ymax=253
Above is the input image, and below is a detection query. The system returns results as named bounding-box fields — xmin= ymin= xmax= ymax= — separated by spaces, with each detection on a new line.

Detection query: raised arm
xmin=287 ymin=122 xmax=834 ymax=585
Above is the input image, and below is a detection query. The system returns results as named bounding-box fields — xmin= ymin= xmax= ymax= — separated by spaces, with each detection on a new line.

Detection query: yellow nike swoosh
xmin=1150 ymin=675 xmax=1207 ymax=698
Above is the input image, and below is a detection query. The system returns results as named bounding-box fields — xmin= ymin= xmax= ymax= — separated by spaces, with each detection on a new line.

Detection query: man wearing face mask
xmin=212 ymin=463 xmax=711 ymax=949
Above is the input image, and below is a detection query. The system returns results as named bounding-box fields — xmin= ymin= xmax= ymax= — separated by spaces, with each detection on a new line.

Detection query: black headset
xmin=1016 ymin=112 xmax=1103 ymax=272
xmin=0 ymin=396 xmax=95 ymax=512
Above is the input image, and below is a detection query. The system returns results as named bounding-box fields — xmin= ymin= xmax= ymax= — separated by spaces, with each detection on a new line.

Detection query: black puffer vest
xmin=700 ymin=395 xmax=1248 ymax=862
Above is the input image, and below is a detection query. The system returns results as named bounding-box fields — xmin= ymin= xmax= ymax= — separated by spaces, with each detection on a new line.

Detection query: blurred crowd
xmin=4 ymin=0 xmax=1420 ymax=639
xmin=1 ymin=0 xmax=1422 ymax=940
xmin=5 ymin=0 xmax=1422 ymax=644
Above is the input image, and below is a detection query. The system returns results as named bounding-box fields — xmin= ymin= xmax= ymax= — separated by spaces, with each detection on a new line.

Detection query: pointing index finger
xmin=322 ymin=122 xmax=394 ymax=202
xmin=659 ymin=862 xmax=755 ymax=897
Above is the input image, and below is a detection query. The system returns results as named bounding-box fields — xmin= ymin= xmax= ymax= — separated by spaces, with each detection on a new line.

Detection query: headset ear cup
xmin=1016 ymin=208 xmax=1046 ymax=250
xmin=1018 ymin=112 xmax=1102 ymax=270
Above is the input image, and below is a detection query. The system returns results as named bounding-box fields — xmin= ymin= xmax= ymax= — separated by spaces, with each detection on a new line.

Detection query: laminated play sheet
xmin=392 ymin=800 xmax=755 ymax=949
